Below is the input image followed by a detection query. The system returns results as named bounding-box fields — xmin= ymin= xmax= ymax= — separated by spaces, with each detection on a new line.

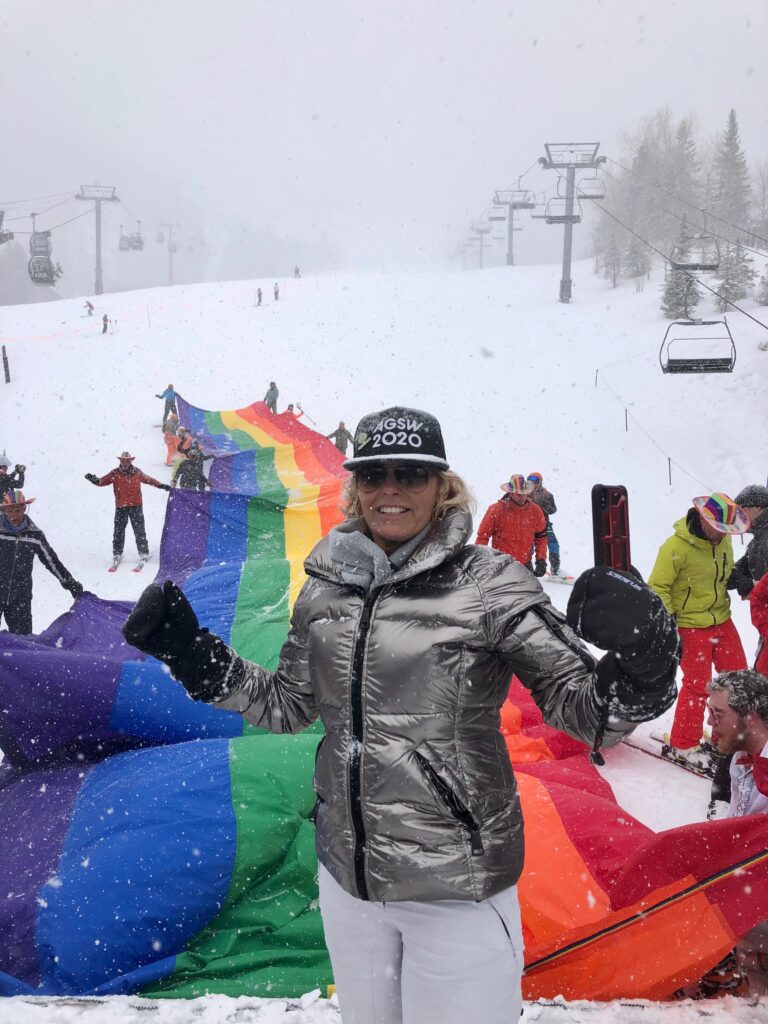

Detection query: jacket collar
xmin=306 ymin=508 xmax=474 ymax=588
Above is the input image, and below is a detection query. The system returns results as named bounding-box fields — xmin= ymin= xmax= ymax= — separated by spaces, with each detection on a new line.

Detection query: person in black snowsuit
xmin=273 ymin=282 xmax=279 ymax=301
xmin=0 ymin=454 xmax=25 ymax=499
xmin=173 ymin=449 xmax=211 ymax=491
xmin=294 ymin=265 xmax=301 ymax=279
xmin=728 ymin=485 xmax=768 ymax=599
xmin=0 ymin=490 xmax=83 ymax=634
xmin=527 ymin=472 xmax=561 ymax=576
xmin=257 ymin=287 xmax=263 ymax=306
xmin=102 ymin=314 xmax=109 ymax=335
xmin=264 ymin=382 xmax=279 ymax=414
xmin=85 ymin=301 xmax=94 ymax=316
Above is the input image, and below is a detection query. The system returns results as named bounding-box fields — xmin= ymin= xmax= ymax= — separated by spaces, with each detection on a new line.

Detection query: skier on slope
xmin=326 ymin=421 xmax=354 ymax=455
xmin=476 ymin=474 xmax=548 ymax=575
xmin=527 ymin=471 xmax=563 ymax=577
xmin=162 ymin=413 xmax=180 ymax=467
xmin=0 ymin=490 xmax=83 ymax=633
xmin=155 ymin=385 xmax=178 ymax=428
xmin=0 ymin=453 xmax=25 ymax=499
xmin=85 ymin=452 xmax=171 ymax=570
xmin=263 ymin=381 xmax=279 ymax=414
xmin=122 ymin=403 xmax=680 ymax=1024
xmin=648 ymin=493 xmax=748 ymax=773
xmin=173 ymin=449 xmax=211 ymax=491
xmin=273 ymin=282 xmax=280 ymax=301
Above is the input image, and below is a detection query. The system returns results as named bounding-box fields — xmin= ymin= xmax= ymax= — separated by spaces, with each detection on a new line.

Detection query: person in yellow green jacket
xmin=648 ymin=493 xmax=749 ymax=764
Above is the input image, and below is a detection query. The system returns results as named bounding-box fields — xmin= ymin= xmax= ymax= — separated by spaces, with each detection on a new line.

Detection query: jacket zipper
xmin=413 ymin=751 xmax=484 ymax=856
xmin=349 ymin=593 xmax=377 ymax=900
xmin=3 ymin=535 xmax=20 ymax=607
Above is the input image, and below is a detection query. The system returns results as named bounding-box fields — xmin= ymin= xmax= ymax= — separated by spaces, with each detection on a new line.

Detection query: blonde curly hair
xmin=341 ymin=468 xmax=475 ymax=522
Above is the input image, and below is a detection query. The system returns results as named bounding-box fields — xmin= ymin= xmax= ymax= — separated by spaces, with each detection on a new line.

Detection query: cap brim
xmin=343 ymin=453 xmax=449 ymax=471
xmin=501 ymin=484 xmax=533 ymax=494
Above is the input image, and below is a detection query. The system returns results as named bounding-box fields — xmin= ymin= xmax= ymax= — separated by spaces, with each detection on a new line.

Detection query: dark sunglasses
xmin=355 ymin=463 xmax=434 ymax=493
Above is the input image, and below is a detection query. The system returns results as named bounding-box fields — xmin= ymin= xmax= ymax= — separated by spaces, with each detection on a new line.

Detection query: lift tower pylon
xmin=538 ymin=144 xmax=605 ymax=303
xmin=75 ymin=185 xmax=119 ymax=295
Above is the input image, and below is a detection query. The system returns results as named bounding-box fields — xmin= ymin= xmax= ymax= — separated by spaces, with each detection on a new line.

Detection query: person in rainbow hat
xmin=476 ymin=473 xmax=548 ymax=574
xmin=648 ymin=492 xmax=749 ymax=772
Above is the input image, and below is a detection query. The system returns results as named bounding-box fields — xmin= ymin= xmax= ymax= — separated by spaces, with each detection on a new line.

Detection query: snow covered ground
xmin=1 ymin=258 xmax=767 ymax=1021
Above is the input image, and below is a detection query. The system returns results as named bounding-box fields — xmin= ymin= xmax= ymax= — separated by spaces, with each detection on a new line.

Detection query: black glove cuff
xmin=170 ymin=632 xmax=242 ymax=703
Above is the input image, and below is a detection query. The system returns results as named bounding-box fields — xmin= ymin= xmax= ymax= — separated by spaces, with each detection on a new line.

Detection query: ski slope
xmin=1 ymin=259 xmax=767 ymax=1022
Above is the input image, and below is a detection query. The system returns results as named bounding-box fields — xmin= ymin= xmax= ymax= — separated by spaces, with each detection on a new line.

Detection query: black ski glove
xmin=533 ymin=559 xmax=547 ymax=577
xmin=157 ymin=483 xmax=173 ymax=492
xmin=15 ymin=464 xmax=25 ymax=473
xmin=66 ymin=580 xmax=84 ymax=599
xmin=122 ymin=581 xmax=241 ymax=702
xmin=567 ymin=566 xmax=679 ymax=720
xmin=85 ymin=473 xmax=98 ymax=484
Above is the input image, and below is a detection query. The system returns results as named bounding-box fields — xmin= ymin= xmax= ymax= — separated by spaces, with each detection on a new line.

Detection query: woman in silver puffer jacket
xmin=125 ymin=405 xmax=679 ymax=1024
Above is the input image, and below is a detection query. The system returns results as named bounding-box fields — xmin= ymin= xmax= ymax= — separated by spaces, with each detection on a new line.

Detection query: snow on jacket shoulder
xmin=648 ymin=515 xmax=735 ymax=629
xmin=94 ymin=466 xmax=164 ymax=507
xmin=215 ymin=509 xmax=645 ymax=905
xmin=476 ymin=497 xmax=547 ymax=564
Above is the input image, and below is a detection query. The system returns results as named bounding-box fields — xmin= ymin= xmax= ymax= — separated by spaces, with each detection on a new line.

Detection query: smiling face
xmin=356 ymin=463 xmax=440 ymax=554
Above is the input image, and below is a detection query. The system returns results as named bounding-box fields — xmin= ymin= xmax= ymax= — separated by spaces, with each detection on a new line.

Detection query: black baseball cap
xmin=343 ymin=406 xmax=449 ymax=470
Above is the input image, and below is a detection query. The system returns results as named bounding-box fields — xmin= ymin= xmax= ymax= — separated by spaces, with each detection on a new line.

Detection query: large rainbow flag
xmin=0 ymin=398 xmax=766 ymax=1000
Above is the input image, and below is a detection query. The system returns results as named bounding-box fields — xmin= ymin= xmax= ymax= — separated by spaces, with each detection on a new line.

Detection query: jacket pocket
xmin=413 ymin=751 xmax=484 ymax=856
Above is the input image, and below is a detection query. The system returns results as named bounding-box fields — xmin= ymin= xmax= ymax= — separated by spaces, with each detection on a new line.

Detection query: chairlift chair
xmin=669 ymin=234 xmax=720 ymax=272
xmin=29 ymin=231 xmax=52 ymax=258
xmin=544 ymin=198 xmax=583 ymax=225
xmin=27 ymin=256 xmax=55 ymax=286
xmin=659 ymin=318 xmax=736 ymax=374
xmin=488 ymin=205 xmax=507 ymax=222
xmin=577 ymin=172 xmax=606 ymax=201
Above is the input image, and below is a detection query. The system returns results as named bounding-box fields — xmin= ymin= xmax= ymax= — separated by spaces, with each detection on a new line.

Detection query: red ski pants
xmin=670 ymin=618 xmax=747 ymax=749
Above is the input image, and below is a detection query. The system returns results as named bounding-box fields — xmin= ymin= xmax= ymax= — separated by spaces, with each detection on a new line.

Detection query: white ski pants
xmin=318 ymin=864 xmax=523 ymax=1024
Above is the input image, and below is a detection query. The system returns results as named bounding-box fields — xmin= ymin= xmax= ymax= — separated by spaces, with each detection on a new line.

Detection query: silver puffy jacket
xmin=217 ymin=509 xmax=638 ymax=903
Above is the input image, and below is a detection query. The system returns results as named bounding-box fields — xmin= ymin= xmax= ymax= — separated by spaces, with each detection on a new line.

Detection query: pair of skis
xmin=108 ymin=555 xmax=149 ymax=574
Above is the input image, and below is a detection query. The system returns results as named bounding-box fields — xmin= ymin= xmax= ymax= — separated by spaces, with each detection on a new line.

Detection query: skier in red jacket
xmin=476 ymin=474 xmax=548 ymax=574
xmin=85 ymin=452 xmax=170 ymax=569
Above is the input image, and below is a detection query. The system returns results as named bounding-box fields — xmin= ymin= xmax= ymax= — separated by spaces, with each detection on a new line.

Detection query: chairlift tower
xmin=538 ymin=144 xmax=605 ymax=303
xmin=493 ymin=188 xmax=535 ymax=266
xmin=75 ymin=185 xmax=119 ymax=295
xmin=471 ymin=220 xmax=491 ymax=270
xmin=157 ymin=222 xmax=181 ymax=286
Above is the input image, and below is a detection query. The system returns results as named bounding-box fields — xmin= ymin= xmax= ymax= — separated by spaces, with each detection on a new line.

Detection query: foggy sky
xmin=2 ymin=0 xmax=767 ymax=295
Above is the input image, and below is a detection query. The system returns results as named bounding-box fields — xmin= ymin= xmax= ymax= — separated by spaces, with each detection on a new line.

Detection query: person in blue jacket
xmin=156 ymin=385 xmax=178 ymax=428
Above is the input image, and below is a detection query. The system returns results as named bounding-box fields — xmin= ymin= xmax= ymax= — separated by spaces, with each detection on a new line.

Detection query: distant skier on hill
xmin=84 ymin=301 xmax=94 ymax=316
xmin=155 ymin=385 xmax=178 ymax=428
xmin=85 ymin=452 xmax=171 ymax=570
xmin=256 ymin=287 xmax=262 ymax=306
xmin=264 ymin=381 xmax=279 ymax=414
xmin=326 ymin=421 xmax=354 ymax=454
xmin=273 ymin=282 xmax=280 ymax=301
xmin=102 ymin=314 xmax=109 ymax=335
